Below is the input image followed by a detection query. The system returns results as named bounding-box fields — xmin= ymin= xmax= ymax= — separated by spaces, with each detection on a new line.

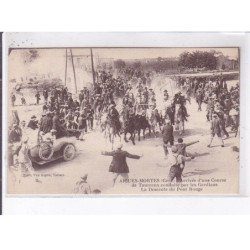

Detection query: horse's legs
xmin=131 ymin=132 xmax=135 ymax=145
xmin=143 ymin=129 xmax=146 ymax=139
xmin=128 ymin=132 xmax=132 ymax=141
xmin=124 ymin=131 xmax=128 ymax=142
xmin=153 ymin=126 xmax=157 ymax=138
xmin=117 ymin=131 xmax=121 ymax=142
xmin=149 ymin=126 xmax=152 ymax=136
xmin=179 ymin=121 xmax=184 ymax=135
xmin=110 ymin=133 xmax=114 ymax=150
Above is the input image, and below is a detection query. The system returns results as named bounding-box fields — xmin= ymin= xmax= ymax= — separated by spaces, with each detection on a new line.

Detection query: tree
xmin=178 ymin=51 xmax=217 ymax=70
xmin=133 ymin=61 xmax=142 ymax=69
xmin=114 ymin=59 xmax=126 ymax=70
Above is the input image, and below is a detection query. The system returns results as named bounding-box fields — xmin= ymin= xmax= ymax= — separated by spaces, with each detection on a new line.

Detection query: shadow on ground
xmin=183 ymin=168 xmax=218 ymax=177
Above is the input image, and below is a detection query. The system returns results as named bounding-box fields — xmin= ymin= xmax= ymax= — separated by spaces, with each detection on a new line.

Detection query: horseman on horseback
xmin=108 ymin=104 xmax=121 ymax=134
xmin=122 ymin=104 xmax=136 ymax=145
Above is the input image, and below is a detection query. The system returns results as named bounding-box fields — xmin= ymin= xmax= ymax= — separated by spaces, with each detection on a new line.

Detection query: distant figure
xmin=11 ymin=93 xmax=16 ymax=106
xmin=20 ymin=120 xmax=27 ymax=137
xmin=101 ymin=143 xmax=142 ymax=185
xmin=9 ymin=124 xmax=22 ymax=143
xmin=196 ymin=89 xmax=203 ymax=111
xmin=207 ymin=113 xmax=224 ymax=148
xmin=21 ymin=96 xmax=26 ymax=105
xmin=43 ymin=89 xmax=49 ymax=103
xmin=27 ymin=115 xmax=39 ymax=130
xmin=40 ymin=111 xmax=53 ymax=134
xmin=74 ymin=174 xmax=91 ymax=194
xmin=35 ymin=92 xmax=41 ymax=105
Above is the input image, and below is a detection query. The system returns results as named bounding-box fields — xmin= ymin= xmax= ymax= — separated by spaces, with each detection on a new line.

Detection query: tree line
xmin=113 ymin=51 xmax=223 ymax=72
xmin=178 ymin=51 xmax=217 ymax=70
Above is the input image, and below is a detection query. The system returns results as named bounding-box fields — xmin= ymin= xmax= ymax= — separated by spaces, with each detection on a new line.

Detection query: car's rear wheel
xmin=62 ymin=144 xmax=76 ymax=161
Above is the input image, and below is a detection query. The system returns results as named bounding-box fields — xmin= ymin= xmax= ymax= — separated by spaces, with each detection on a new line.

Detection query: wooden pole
xmin=90 ymin=48 xmax=96 ymax=87
xmin=64 ymin=49 xmax=68 ymax=86
xmin=70 ymin=49 xmax=77 ymax=94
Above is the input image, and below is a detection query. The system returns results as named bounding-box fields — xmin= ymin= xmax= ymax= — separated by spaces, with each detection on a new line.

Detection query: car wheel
xmin=62 ymin=144 xmax=76 ymax=161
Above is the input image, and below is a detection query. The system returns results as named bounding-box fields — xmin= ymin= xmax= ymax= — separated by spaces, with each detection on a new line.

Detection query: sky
xmin=93 ymin=47 xmax=239 ymax=60
xmin=8 ymin=47 xmax=239 ymax=80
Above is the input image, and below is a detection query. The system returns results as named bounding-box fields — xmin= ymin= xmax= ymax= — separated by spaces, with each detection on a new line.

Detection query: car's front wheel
xmin=62 ymin=144 xmax=76 ymax=161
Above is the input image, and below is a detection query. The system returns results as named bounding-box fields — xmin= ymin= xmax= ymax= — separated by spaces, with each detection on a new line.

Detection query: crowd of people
xmin=8 ymin=66 xmax=240 ymax=186
xmin=175 ymin=75 xmax=240 ymax=147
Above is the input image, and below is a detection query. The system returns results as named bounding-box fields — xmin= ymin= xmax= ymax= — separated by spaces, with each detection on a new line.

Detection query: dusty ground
xmin=7 ymin=76 xmax=240 ymax=195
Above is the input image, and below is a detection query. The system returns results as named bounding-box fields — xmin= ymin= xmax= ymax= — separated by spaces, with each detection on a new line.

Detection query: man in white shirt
xmin=167 ymin=145 xmax=192 ymax=182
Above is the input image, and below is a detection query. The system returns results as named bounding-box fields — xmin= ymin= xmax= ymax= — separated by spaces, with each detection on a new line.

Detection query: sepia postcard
xmin=4 ymin=34 xmax=241 ymax=196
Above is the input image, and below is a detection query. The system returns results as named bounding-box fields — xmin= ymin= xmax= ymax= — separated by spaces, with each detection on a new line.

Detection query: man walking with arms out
xmin=101 ymin=143 xmax=142 ymax=186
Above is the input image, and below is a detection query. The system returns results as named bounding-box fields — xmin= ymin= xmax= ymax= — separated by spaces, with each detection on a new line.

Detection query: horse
xmin=147 ymin=109 xmax=161 ymax=137
xmin=122 ymin=115 xmax=136 ymax=145
xmin=134 ymin=114 xmax=151 ymax=141
xmin=101 ymin=113 xmax=121 ymax=149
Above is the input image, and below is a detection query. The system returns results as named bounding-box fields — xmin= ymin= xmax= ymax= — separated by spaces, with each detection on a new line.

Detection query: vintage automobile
xmin=29 ymin=136 xmax=77 ymax=166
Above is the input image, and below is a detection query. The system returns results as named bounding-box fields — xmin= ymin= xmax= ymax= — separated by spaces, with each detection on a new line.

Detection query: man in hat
xmin=168 ymin=145 xmax=192 ymax=182
xmin=20 ymin=120 xmax=27 ymax=136
xmin=162 ymin=119 xmax=174 ymax=156
xmin=52 ymin=111 xmax=60 ymax=130
xmin=216 ymin=109 xmax=229 ymax=139
xmin=206 ymin=96 xmax=214 ymax=121
xmin=79 ymin=90 xmax=84 ymax=105
xmin=74 ymin=174 xmax=91 ymax=194
xmin=176 ymin=138 xmax=198 ymax=159
xmin=21 ymin=96 xmax=26 ymax=105
xmin=11 ymin=93 xmax=16 ymax=106
xmin=65 ymin=110 xmax=75 ymax=129
xmin=86 ymin=105 xmax=94 ymax=130
xmin=43 ymin=89 xmax=49 ymax=103
xmin=148 ymin=88 xmax=155 ymax=100
xmin=35 ymin=91 xmax=41 ymax=105
xmin=78 ymin=110 xmax=87 ymax=140
xmin=207 ymin=113 xmax=224 ymax=148
xmin=101 ymin=143 xmax=142 ymax=186
xmin=40 ymin=111 xmax=53 ymax=134
xmin=163 ymin=90 xmax=169 ymax=101
xmin=27 ymin=115 xmax=39 ymax=130
xmin=9 ymin=124 xmax=22 ymax=143
xmin=196 ymin=88 xmax=203 ymax=111
xmin=108 ymin=104 xmax=121 ymax=132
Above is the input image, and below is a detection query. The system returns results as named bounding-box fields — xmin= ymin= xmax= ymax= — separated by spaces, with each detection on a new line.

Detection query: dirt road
xmin=7 ymin=76 xmax=239 ymax=195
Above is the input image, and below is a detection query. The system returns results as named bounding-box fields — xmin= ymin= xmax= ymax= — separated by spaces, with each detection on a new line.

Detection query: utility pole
xmin=64 ymin=49 xmax=68 ymax=86
xmin=70 ymin=49 xmax=77 ymax=94
xmin=90 ymin=48 xmax=96 ymax=87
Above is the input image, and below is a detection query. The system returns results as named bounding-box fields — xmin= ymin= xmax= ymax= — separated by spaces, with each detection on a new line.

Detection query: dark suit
xmin=40 ymin=115 xmax=53 ymax=134
xmin=162 ymin=124 xmax=174 ymax=145
xmin=102 ymin=149 xmax=140 ymax=173
xmin=211 ymin=117 xmax=222 ymax=137
xmin=162 ymin=124 xmax=174 ymax=156
xmin=27 ymin=119 xmax=38 ymax=130
xmin=9 ymin=128 xmax=22 ymax=143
